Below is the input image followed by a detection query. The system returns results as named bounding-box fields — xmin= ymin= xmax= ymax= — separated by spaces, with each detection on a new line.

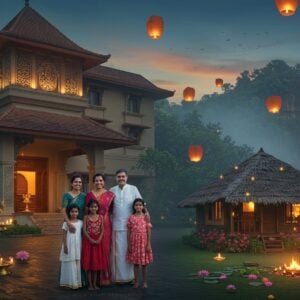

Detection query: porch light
xmin=279 ymin=166 xmax=284 ymax=171
xmin=234 ymin=165 xmax=239 ymax=170
xmin=219 ymin=174 xmax=224 ymax=180
xmin=245 ymin=192 xmax=251 ymax=197
xmin=250 ymin=176 xmax=256 ymax=181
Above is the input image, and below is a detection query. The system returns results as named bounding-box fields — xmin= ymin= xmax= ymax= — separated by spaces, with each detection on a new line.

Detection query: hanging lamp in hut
xmin=146 ymin=16 xmax=164 ymax=39
xmin=265 ymin=96 xmax=282 ymax=113
xmin=183 ymin=87 xmax=195 ymax=102
xmin=215 ymin=78 xmax=223 ymax=88
xmin=188 ymin=145 xmax=204 ymax=162
xmin=275 ymin=0 xmax=298 ymax=16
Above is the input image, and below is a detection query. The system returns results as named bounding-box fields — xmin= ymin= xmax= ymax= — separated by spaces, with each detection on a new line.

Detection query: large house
xmin=0 ymin=2 xmax=173 ymax=222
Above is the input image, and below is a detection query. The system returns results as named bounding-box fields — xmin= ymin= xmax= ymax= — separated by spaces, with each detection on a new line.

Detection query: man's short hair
xmin=115 ymin=169 xmax=128 ymax=175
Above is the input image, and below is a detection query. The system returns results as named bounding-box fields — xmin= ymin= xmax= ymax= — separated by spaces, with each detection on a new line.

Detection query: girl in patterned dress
xmin=81 ymin=199 xmax=104 ymax=290
xmin=126 ymin=198 xmax=153 ymax=288
xmin=59 ymin=203 xmax=83 ymax=289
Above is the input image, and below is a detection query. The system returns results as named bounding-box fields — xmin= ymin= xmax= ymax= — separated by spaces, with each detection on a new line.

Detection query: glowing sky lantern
xmin=183 ymin=87 xmax=195 ymax=102
xmin=188 ymin=145 xmax=204 ymax=162
xmin=275 ymin=0 xmax=298 ymax=16
xmin=265 ymin=96 xmax=282 ymax=113
xmin=146 ymin=16 xmax=164 ymax=39
xmin=215 ymin=78 xmax=223 ymax=88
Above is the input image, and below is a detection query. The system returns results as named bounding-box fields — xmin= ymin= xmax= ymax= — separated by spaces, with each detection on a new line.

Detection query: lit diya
xmin=214 ymin=253 xmax=225 ymax=261
xmin=0 ymin=256 xmax=14 ymax=276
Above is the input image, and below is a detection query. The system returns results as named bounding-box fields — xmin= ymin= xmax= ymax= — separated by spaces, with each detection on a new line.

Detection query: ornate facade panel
xmin=37 ymin=57 xmax=59 ymax=92
xmin=65 ymin=61 xmax=80 ymax=95
xmin=2 ymin=51 xmax=11 ymax=87
xmin=16 ymin=51 xmax=33 ymax=88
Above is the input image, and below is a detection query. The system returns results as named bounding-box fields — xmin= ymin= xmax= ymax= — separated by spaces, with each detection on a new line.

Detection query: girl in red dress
xmin=126 ymin=198 xmax=153 ymax=289
xmin=82 ymin=199 xmax=104 ymax=290
xmin=85 ymin=173 xmax=115 ymax=286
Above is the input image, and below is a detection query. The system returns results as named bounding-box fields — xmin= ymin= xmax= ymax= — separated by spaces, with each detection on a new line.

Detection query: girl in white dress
xmin=59 ymin=203 xmax=83 ymax=289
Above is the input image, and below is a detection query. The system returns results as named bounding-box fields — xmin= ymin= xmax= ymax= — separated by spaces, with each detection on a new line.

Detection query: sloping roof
xmin=84 ymin=65 xmax=174 ymax=100
xmin=0 ymin=5 xmax=109 ymax=68
xmin=178 ymin=148 xmax=300 ymax=207
xmin=0 ymin=106 xmax=135 ymax=149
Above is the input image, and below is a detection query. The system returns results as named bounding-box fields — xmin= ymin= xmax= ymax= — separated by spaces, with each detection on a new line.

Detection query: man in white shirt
xmin=110 ymin=169 xmax=142 ymax=283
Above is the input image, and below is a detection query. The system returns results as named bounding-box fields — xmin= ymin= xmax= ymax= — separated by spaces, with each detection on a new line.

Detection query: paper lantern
xmin=183 ymin=87 xmax=195 ymax=102
xmin=275 ymin=0 xmax=298 ymax=16
xmin=188 ymin=145 xmax=204 ymax=162
xmin=265 ymin=96 xmax=282 ymax=113
xmin=146 ymin=16 xmax=164 ymax=39
xmin=215 ymin=78 xmax=223 ymax=88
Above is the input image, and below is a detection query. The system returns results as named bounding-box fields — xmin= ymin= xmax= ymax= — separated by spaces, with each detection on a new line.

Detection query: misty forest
xmin=137 ymin=59 xmax=300 ymax=222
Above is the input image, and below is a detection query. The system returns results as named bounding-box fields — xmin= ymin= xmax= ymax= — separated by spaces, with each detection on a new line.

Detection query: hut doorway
xmin=14 ymin=157 xmax=48 ymax=212
xmin=262 ymin=205 xmax=277 ymax=233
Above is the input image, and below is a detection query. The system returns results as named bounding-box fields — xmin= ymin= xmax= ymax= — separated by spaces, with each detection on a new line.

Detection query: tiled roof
xmin=0 ymin=5 xmax=109 ymax=67
xmin=0 ymin=106 xmax=135 ymax=149
xmin=84 ymin=65 xmax=174 ymax=100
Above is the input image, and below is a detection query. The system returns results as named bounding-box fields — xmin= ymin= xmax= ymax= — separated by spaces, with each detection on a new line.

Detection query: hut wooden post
xmin=260 ymin=204 xmax=264 ymax=234
xmin=229 ymin=205 xmax=234 ymax=233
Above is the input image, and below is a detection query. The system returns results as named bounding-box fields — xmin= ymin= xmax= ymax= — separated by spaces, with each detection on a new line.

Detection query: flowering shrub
xmin=16 ymin=250 xmax=30 ymax=261
xmin=197 ymin=229 xmax=250 ymax=253
xmin=280 ymin=233 xmax=300 ymax=250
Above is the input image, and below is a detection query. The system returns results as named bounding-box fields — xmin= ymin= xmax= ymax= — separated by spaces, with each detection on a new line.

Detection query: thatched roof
xmin=178 ymin=148 xmax=300 ymax=207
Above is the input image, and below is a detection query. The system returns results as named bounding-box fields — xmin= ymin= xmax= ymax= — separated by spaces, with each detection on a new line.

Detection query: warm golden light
xmin=219 ymin=174 xmax=224 ymax=180
xmin=265 ymin=96 xmax=282 ymax=113
xmin=183 ymin=87 xmax=196 ymax=102
xmin=215 ymin=78 xmax=223 ymax=88
xmin=188 ymin=145 xmax=204 ymax=162
xmin=243 ymin=201 xmax=255 ymax=213
xmin=284 ymin=257 xmax=300 ymax=270
xmin=234 ymin=165 xmax=239 ymax=170
xmin=250 ymin=176 xmax=256 ymax=181
xmin=279 ymin=166 xmax=284 ymax=171
xmin=146 ymin=16 xmax=164 ymax=39
xmin=214 ymin=253 xmax=225 ymax=261
xmin=275 ymin=0 xmax=298 ymax=16
xmin=17 ymin=171 xmax=36 ymax=195
xmin=245 ymin=192 xmax=251 ymax=197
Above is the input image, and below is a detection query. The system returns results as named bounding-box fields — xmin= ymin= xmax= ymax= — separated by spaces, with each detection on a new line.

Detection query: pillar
xmin=0 ymin=135 xmax=15 ymax=214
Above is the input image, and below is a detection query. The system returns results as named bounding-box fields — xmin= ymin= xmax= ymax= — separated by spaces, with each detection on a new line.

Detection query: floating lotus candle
xmin=0 ymin=256 xmax=14 ymax=276
xmin=214 ymin=253 xmax=225 ymax=261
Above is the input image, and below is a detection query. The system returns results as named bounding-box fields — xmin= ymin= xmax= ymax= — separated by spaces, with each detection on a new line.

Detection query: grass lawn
xmin=175 ymin=228 xmax=300 ymax=300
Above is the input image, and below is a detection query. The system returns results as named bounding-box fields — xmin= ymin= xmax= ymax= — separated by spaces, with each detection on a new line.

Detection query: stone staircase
xmin=262 ymin=235 xmax=284 ymax=252
xmin=31 ymin=213 xmax=64 ymax=235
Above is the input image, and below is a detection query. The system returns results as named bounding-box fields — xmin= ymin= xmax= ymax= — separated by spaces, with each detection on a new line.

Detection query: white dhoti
xmin=111 ymin=230 xmax=134 ymax=282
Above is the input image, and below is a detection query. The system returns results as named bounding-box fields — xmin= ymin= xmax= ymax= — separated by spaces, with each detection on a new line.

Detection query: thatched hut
xmin=178 ymin=148 xmax=300 ymax=235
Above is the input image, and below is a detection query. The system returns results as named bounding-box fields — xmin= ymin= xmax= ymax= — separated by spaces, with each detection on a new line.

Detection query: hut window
xmin=127 ymin=95 xmax=141 ymax=113
xmin=243 ymin=202 xmax=255 ymax=213
xmin=285 ymin=204 xmax=300 ymax=223
xmin=88 ymin=89 xmax=103 ymax=106
xmin=208 ymin=200 xmax=222 ymax=221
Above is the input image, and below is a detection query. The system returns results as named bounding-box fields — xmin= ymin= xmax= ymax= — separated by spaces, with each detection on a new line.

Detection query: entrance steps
xmin=262 ymin=235 xmax=284 ymax=252
xmin=32 ymin=213 xmax=64 ymax=235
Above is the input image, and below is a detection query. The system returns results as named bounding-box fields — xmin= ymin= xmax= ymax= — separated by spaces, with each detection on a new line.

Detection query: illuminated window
xmin=16 ymin=171 xmax=36 ymax=195
xmin=243 ymin=202 xmax=255 ymax=213
xmin=286 ymin=204 xmax=300 ymax=223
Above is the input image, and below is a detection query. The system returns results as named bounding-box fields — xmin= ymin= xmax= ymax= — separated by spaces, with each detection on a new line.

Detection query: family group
xmin=59 ymin=169 xmax=153 ymax=290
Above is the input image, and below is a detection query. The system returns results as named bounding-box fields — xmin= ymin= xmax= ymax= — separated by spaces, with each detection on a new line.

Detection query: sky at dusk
xmin=1 ymin=0 xmax=300 ymax=102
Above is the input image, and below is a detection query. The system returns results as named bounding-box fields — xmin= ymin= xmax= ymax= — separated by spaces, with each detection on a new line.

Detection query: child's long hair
xmin=86 ymin=199 xmax=99 ymax=214
xmin=132 ymin=198 xmax=145 ymax=213
xmin=66 ymin=203 xmax=80 ymax=218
